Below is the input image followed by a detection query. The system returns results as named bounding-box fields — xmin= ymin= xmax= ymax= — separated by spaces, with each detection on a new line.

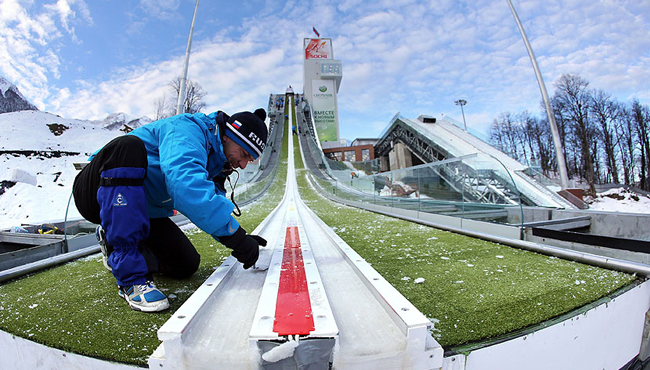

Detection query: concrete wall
xmin=505 ymin=207 xmax=650 ymax=265
xmin=508 ymin=207 xmax=650 ymax=241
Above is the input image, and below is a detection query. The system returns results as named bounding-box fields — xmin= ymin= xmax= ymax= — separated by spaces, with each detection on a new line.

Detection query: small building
xmin=322 ymin=139 xmax=377 ymax=162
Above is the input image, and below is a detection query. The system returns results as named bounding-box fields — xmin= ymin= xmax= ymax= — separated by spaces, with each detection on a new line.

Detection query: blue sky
xmin=1 ymin=0 xmax=649 ymax=141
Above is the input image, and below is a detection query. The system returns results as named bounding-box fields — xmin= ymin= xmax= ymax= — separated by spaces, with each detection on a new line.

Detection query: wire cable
xmin=227 ymin=170 xmax=242 ymax=216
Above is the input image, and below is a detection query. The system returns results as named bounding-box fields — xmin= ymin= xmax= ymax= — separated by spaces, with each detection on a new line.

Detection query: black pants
xmin=73 ymin=136 xmax=200 ymax=282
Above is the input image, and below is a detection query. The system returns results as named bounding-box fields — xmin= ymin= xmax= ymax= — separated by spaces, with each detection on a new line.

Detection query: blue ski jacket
xmin=128 ymin=111 xmax=240 ymax=238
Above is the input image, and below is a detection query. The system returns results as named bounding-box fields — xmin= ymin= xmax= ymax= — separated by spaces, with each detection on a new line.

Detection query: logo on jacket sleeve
xmin=228 ymin=220 xmax=237 ymax=234
xmin=113 ymin=193 xmax=128 ymax=207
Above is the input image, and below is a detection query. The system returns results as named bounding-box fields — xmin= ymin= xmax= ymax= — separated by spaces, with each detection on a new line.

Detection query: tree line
xmin=489 ymin=73 xmax=650 ymax=195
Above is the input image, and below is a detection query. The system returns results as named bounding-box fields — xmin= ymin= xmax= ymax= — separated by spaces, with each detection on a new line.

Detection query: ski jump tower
xmin=303 ymin=37 xmax=343 ymax=145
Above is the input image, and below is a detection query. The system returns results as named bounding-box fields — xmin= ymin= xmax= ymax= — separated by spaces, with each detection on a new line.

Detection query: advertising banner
xmin=304 ymin=38 xmax=332 ymax=60
xmin=311 ymin=79 xmax=338 ymax=142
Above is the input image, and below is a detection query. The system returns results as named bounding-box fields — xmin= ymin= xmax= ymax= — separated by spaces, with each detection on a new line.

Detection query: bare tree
xmin=552 ymin=74 xmax=597 ymax=195
xmin=517 ymin=111 xmax=537 ymax=166
xmin=486 ymin=74 xmax=650 ymax=190
xmin=153 ymin=77 xmax=208 ymax=120
xmin=591 ymin=89 xmax=620 ymax=183
xmin=169 ymin=76 xmax=207 ymax=114
xmin=153 ymin=96 xmax=168 ymax=121
xmin=522 ymin=113 xmax=556 ymax=175
xmin=615 ymin=105 xmax=637 ymax=185
xmin=489 ymin=116 xmax=510 ymax=154
xmin=490 ymin=112 xmax=524 ymax=161
xmin=549 ymin=96 xmax=572 ymax=178
xmin=631 ymin=99 xmax=650 ymax=190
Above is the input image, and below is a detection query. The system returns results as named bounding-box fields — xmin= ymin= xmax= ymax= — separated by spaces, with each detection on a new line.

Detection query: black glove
xmin=220 ymin=227 xmax=267 ymax=269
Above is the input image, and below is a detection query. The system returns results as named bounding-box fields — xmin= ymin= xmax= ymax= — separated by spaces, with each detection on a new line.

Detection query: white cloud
xmin=139 ymin=0 xmax=181 ymax=20
xmin=47 ymin=33 xmax=300 ymax=120
xmin=0 ymin=0 xmax=92 ymax=109
xmin=46 ymin=0 xmax=72 ymax=31
xmin=49 ymin=0 xmax=93 ymax=42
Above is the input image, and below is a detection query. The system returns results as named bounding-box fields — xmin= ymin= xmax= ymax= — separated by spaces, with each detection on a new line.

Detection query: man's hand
xmin=220 ymin=227 xmax=267 ymax=269
xmin=231 ymin=234 xmax=267 ymax=269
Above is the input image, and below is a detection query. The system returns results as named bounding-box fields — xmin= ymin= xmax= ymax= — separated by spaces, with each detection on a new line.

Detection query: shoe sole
xmin=118 ymin=290 xmax=170 ymax=313
xmin=96 ymin=226 xmax=112 ymax=272
xmin=99 ymin=243 xmax=112 ymax=272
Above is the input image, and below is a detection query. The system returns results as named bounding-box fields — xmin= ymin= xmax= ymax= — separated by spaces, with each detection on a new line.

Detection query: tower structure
xmin=303 ymin=37 xmax=343 ymax=144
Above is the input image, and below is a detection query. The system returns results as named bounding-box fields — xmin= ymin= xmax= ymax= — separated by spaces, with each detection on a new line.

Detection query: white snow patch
xmin=414 ymin=277 xmax=425 ymax=284
xmin=0 ymin=111 xmax=124 ymax=229
xmin=585 ymin=187 xmax=650 ymax=214
xmin=10 ymin=169 xmax=37 ymax=186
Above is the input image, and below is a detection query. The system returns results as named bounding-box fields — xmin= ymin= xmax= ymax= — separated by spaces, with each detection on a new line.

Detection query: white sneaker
xmin=118 ymin=281 xmax=170 ymax=312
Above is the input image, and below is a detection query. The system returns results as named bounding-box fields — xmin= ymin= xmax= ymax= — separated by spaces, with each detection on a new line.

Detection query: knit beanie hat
xmin=225 ymin=108 xmax=268 ymax=159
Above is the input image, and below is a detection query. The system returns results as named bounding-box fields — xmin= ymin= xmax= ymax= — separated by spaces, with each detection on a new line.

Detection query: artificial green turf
xmin=0 ymin=115 xmax=289 ymax=366
xmin=0 ymin=241 xmax=220 ymax=364
xmin=292 ymin=134 xmax=637 ymax=348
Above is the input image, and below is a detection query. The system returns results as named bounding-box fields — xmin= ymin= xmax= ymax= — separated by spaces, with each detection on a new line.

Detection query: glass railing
xmin=520 ymin=165 xmax=562 ymax=190
xmin=301 ymin=128 xmax=525 ymax=228
xmin=230 ymin=161 xmax=278 ymax=205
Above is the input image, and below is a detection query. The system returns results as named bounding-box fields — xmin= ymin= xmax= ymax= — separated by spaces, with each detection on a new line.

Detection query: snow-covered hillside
xmin=0 ymin=110 xmax=147 ymax=229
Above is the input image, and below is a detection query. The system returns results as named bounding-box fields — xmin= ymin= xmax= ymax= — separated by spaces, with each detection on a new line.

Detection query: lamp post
xmin=506 ymin=0 xmax=568 ymax=190
xmin=455 ymin=99 xmax=468 ymax=131
xmin=176 ymin=0 xmax=200 ymax=115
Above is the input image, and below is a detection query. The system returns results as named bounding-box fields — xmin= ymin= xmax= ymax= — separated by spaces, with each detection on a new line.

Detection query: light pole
xmin=506 ymin=0 xmax=569 ymax=190
xmin=455 ymin=99 xmax=468 ymax=131
xmin=176 ymin=0 xmax=200 ymax=115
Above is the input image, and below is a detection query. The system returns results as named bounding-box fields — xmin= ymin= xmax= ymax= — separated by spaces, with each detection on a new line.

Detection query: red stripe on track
xmin=273 ymin=226 xmax=315 ymax=336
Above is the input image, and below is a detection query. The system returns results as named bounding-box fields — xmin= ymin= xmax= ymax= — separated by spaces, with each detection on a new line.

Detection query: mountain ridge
xmin=0 ymin=76 xmax=38 ymax=113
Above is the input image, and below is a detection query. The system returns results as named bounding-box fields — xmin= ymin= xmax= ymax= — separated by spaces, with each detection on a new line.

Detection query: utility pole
xmin=455 ymin=99 xmax=468 ymax=131
xmin=506 ymin=0 xmax=569 ymax=190
xmin=176 ymin=0 xmax=200 ymax=115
